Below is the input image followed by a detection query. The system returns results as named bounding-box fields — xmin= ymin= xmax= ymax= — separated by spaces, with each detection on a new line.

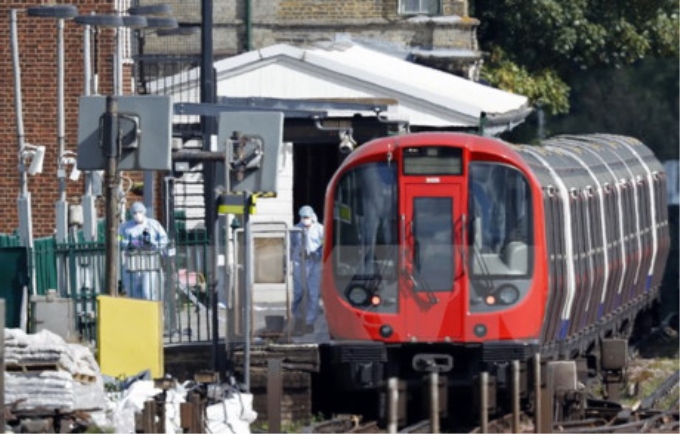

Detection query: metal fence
xmin=0 ymin=226 xmax=215 ymax=345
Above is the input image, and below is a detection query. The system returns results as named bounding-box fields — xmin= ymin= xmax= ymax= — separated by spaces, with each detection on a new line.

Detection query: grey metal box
xmin=30 ymin=294 xmax=77 ymax=342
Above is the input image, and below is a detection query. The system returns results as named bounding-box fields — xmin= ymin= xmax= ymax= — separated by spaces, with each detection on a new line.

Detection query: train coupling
xmin=412 ymin=353 xmax=453 ymax=373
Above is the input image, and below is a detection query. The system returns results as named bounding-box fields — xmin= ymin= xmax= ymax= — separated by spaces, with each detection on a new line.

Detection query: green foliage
xmin=481 ymin=48 xmax=570 ymax=115
xmin=471 ymin=0 xmax=679 ymax=114
xmin=549 ymin=58 xmax=679 ymax=160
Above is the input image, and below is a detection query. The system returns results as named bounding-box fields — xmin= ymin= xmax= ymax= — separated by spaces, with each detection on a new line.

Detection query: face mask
xmin=301 ymin=217 xmax=312 ymax=227
xmin=133 ymin=213 xmax=145 ymax=224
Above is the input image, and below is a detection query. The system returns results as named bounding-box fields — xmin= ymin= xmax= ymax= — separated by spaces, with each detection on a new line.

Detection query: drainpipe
xmin=245 ymin=0 xmax=252 ymax=51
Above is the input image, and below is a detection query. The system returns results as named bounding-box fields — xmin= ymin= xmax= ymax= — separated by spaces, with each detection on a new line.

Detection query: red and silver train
xmin=316 ymin=132 xmax=670 ymax=420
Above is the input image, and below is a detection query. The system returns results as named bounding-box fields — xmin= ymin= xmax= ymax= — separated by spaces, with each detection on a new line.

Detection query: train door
xmin=402 ymin=183 xmax=465 ymax=340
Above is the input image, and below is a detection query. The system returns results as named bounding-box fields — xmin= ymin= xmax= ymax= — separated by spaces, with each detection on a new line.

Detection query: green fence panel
xmin=33 ymin=237 xmax=58 ymax=296
xmin=0 ymin=247 xmax=29 ymax=327
xmin=0 ymin=233 xmax=21 ymax=248
xmin=0 ymin=222 xmax=214 ymax=341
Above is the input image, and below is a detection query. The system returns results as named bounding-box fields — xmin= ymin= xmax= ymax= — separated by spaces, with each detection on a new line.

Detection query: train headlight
xmin=346 ymin=285 xmax=370 ymax=306
xmin=379 ymin=325 xmax=393 ymax=338
xmin=496 ymin=284 xmax=520 ymax=305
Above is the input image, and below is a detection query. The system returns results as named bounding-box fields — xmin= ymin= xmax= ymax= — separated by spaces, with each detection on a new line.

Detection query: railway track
xmin=479 ymin=369 xmax=680 ymax=434
xmin=307 ymin=368 xmax=679 ymax=433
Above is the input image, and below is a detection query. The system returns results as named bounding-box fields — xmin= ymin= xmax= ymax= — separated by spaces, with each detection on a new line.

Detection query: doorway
xmin=293 ymin=142 xmax=343 ymax=224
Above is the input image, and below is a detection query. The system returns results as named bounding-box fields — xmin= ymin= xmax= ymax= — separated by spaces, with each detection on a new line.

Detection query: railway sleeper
xmin=314 ymin=343 xmax=633 ymax=431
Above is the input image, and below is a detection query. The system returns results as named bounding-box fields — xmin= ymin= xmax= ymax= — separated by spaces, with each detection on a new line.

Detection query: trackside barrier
xmin=0 ymin=227 xmax=214 ymax=345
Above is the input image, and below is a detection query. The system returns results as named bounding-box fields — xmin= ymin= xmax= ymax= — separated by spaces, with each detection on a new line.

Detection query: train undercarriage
xmin=312 ymin=292 xmax=660 ymax=431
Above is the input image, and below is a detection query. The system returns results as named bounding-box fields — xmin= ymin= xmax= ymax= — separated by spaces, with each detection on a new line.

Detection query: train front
xmin=321 ymin=132 xmax=548 ymax=350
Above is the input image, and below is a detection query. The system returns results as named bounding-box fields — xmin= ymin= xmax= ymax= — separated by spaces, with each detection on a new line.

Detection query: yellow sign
xmin=97 ymin=295 xmax=164 ymax=379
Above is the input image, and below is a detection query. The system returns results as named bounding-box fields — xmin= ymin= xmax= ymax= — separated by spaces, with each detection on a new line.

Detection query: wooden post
xmin=142 ymin=400 xmax=156 ymax=433
xmin=512 ymin=360 xmax=520 ymax=433
xmin=267 ymin=358 xmax=282 ymax=433
xmin=480 ymin=372 xmax=488 ymax=433
xmin=534 ymin=353 xmax=542 ymax=433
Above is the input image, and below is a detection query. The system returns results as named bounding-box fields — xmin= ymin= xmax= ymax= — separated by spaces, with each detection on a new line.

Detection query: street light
xmin=20 ymin=144 xmax=46 ymax=176
xmin=27 ymin=4 xmax=79 ymax=243
xmin=60 ymin=150 xmax=81 ymax=182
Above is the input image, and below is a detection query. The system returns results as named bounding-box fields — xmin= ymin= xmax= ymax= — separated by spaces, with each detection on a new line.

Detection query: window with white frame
xmin=399 ymin=0 xmax=441 ymax=15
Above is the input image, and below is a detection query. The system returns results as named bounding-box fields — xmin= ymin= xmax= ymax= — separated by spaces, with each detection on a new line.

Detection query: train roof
xmin=337 ymin=132 xmax=664 ymax=195
xmin=348 ymin=131 xmax=524 ymax=163
xmin=514 ymin=134 xmax=664 ymax=192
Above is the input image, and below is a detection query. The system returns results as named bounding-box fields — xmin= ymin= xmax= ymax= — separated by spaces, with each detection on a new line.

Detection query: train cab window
xmin=331 ymin=162 xmax=399 ymax=312
xmin=468 ymin=162 xmax=533 ymax=310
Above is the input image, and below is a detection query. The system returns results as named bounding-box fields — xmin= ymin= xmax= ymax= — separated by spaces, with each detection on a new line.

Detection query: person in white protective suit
xmin=290 ymin=205 xmax=324 ymax=335
xmin=119 ymin=201 xmax=169 ymax=300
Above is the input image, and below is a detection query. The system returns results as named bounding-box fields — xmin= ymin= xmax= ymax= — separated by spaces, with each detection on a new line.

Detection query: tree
xmin=551 ymin=57 xmax=679 ymax=160
xmin=472 ymin=0 xmax=679 ymax=115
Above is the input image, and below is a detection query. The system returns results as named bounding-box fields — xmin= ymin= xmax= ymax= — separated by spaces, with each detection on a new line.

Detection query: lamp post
xmin=82 ymin=15 xmax=97 ymax=242
xmin=74 ymin=13 xmax=125 ymax=296
xmin=10 ymin=9 xmax=51 ymax=304
xmin=26 ymin=5 xmax=78 ymax=245
xmin=10 ymin=9 xmax=32 ymax=250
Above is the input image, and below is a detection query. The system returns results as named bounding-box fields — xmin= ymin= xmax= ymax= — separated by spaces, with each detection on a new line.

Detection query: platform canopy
xmin=153 ymin=40 xmax=533 ymax=136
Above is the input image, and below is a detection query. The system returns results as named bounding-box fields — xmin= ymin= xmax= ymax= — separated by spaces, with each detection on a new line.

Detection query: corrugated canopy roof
xmin=156 ymin=41 xmax=532 ymax=135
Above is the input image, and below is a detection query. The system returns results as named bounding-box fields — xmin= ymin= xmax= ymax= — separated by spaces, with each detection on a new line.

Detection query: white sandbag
xmin=205 ymin=392 xmax=257 ymax=434
xmin=110 ymin=380 xmax=188 ymax=434
xmin=73 ymin=376 xmax=107 ymax=411
xmin=112 ymin=380 xmax=161 ymax=434
xmin=4 ymin=328 xmax=102 ymax=381
xmin=5 ymin=371 xmax=74 ymax=412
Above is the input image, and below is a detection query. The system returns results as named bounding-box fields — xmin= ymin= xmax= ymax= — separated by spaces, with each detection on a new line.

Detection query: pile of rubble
xmin=3 ymin=328 xmax=257 ymax=433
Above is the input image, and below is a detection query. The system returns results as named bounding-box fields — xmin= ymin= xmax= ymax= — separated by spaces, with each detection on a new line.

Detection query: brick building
xmin=0 ymin=0 xmax=480 ymax=238
xmin=0 ymin=1 xmax=123 ymax=238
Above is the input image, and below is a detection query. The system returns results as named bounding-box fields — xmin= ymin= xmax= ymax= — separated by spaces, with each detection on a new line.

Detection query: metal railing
xmin=0 ymin=226 xmax=214 ymax=345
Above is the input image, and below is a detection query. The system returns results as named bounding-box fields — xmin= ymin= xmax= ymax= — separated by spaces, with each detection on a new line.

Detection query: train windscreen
xmin=331 ymin=162 xmax=399 ymax=313
xmin=468 ymin=162 xmax=534 ymax=311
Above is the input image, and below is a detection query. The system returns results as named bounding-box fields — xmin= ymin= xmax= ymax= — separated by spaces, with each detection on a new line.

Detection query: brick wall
xmin=0 ymin=1 xmax=144 ymax=237
xmin=142 ymin=0 xmax=476 ymax=61
xmin=1 ymin=0 xmax=476 ymax=237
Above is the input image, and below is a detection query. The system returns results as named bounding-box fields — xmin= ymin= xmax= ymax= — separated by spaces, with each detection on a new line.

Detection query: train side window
xmin=592 ymin=191 xmax=604 ymax=249
xmin=641 ymin=179 xmax=651 ymax=232
xmin=569 ymin=193 xmax=581 ymax=259
xmin=582 ymin=191 xmax=593 ymax=255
